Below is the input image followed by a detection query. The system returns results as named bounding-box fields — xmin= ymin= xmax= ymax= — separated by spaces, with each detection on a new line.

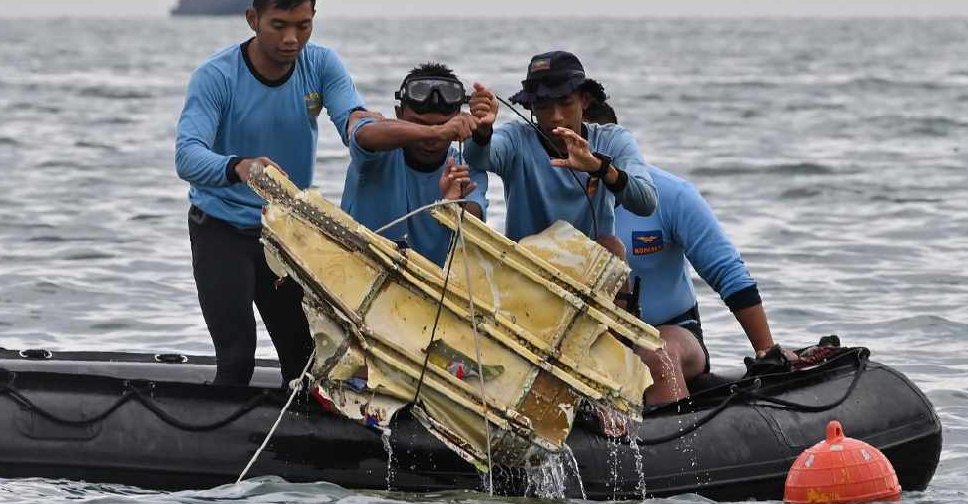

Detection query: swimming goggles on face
xmin=395 ymin=77 xmax=469 ymax=112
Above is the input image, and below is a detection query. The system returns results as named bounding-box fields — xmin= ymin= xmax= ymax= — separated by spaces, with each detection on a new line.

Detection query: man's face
xmin=247 ymin=1 xmax=315 ymax=66
xmin=397 ymin=106 xmax=457 ymax=166
xmin=532 ymin=92 xmax=590 ymax=137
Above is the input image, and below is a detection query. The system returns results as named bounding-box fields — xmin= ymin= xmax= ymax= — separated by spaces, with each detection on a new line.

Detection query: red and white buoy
xmin=784 ymin=420 xmax=901 ymax=503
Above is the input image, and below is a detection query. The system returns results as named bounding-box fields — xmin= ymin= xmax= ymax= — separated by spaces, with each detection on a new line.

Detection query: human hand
xmin=548 ymin=127 xmax=599 ymax=172
xmin=237 ymin=156 xmax=284 ymax=183
xmin=434 ymin=113 xmax=479 ymax=142
xmin=755 ymin=344 xmax=801 ymax=365
xmin=469 ymin=83 xmax=499 ymax=127
xmin=438 ymin=158 xmax=478 ymax=201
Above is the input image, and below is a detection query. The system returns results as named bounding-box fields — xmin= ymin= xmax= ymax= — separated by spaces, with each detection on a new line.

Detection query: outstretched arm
xmin=670 ymin=182 xmax=797 ymax=360
xmin=548 ymin=126 xmax=657 ymax=216
xmin=352 ymin=113 xmax=479 ymax=152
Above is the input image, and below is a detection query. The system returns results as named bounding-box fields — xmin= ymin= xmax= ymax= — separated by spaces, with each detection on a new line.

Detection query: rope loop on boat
xmin=626 ymin=347 xmax=870 ymax=446
xmin=0 ymin=377 xmax=274 ymax=432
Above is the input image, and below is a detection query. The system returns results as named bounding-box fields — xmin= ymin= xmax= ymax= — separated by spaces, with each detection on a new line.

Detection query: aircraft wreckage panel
xmin=249 ymin=166 xmax=663 ymax=469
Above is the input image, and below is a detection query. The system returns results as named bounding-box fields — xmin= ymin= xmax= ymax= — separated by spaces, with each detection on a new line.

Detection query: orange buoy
xmin=784 ymin=420 xmax=901 ymax=503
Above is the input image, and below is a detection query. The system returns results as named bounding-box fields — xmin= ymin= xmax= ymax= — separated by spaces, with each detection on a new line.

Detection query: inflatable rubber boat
xmin=0 ymin=343 xmax=941 ymax=501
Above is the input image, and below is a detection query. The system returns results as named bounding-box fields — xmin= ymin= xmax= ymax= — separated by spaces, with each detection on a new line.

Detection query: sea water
xmin=0 ymin=15 xmax=966 ymax=504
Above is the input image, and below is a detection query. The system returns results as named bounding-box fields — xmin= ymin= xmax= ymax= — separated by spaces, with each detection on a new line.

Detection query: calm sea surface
xmin=0 ymin=16 xmax=966 ymax=504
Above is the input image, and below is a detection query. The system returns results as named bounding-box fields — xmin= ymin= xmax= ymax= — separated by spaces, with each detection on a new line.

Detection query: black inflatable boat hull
xmin=0 ymin=348 xmax=941 ymax=500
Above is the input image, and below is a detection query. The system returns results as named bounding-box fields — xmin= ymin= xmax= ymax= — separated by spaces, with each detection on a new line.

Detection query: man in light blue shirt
xmin=464 ymin=51 xmax=657 ymax=245
xmin=175 ymin=0 xmax=367 ymax=385
xmin=341 ymin=63 xmax=488 ymax=266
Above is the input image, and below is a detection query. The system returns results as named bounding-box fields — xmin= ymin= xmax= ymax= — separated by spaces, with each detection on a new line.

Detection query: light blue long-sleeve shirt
xmin=463 ymin=122 xmax=657 ymax=241
xmin=615 ymin=166 xmax=759 ymax=325
xmin=175 ymin=40 xmax=365 ymax=228
xmin=341 ymin=118 xmax=489 ymax=266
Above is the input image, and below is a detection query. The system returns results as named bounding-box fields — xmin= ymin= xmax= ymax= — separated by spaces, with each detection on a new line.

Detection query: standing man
xmin=465 ymin=51 xmax=657 ymax=245
xmin=342 ymin=63 xmax=488 ymax=266
xmin=175 ymin=0 xmax=367 ymax=385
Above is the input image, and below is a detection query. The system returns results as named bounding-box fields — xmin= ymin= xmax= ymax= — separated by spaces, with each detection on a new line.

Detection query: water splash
xmin=561 ymin=445 xmax=587 ymax=500
xmin=380 ymin=428 xmax=395 ymax=490
xmin=523 ymin=448 xmax=568 ymax=499
xmin=606 ymin=431 xmax=621 ymax=500
xmin=627 ymin=428 xmax=648 ymax=499
xmin=657 ymin=348 xmax=685 ymax=402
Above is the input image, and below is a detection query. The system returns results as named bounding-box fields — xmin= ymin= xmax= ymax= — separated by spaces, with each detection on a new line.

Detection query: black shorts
xmin=616 ymin=304 xmax=711 ymax=374
xmin=660 ymin=304 xmax=710 ymax=374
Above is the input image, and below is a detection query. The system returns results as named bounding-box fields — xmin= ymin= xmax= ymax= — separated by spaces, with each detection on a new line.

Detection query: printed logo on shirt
xmin=305 ymin=91 xmax=322 ymax=118
xmin=632 ymin=230 xmax=664 ymax=255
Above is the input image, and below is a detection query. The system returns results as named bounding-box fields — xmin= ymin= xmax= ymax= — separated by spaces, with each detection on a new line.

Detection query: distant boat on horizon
xmin=171 ymin=0 xmax=249 ymax=16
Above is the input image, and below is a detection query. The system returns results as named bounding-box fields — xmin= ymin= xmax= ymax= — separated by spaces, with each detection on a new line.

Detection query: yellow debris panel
xmin=249 ymin=166 xmax=663 ymax=469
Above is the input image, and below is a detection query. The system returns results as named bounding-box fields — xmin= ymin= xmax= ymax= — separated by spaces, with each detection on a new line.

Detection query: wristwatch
xmin=591 ymin=152 xmax=613 ymax=179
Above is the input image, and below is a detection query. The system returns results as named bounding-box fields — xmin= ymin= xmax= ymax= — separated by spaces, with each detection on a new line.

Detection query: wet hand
xmin=435 ymin=113 xmax=479 ymax=142
xmin=469 ymin=83 xmax=499 ymax=127
xmin=237 ymin=156 xmax=284 ymax=183
xmin=548 ymin=127 xmax=598 ymax=172
xmin=439 ymin=158 xmax=478 ymax=201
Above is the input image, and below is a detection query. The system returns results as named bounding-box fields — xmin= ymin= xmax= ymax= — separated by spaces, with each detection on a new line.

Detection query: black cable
xmin=629 ymin=383 xmax=749 ymax=445
xmin=492 ymin=95 xmax=600 ymax=240
xmin=624 ymin=349 xmax=869 ymax=446
xmin=746 ymin=353 xmax=868 ymax=413
xmin=412 ymin=147 xmax=469 ymax=403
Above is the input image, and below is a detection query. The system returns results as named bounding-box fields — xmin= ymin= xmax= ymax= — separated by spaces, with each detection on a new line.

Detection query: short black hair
xmin=252 ymin=0 xmax=316 ymax=14
xmin=402 ymin=62 xmax=459 ymax=85
xmin=585 ymin=99 xmax=618 ymax=125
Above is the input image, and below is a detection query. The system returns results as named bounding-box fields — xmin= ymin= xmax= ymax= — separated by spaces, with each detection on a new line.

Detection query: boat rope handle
xmin=626 ymin=348 xmax=869 ymax=446
xmin=0 ymin=378 xmax=273 ymax=431
xmin=236 ymin=347 xmax=317 ymax=484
